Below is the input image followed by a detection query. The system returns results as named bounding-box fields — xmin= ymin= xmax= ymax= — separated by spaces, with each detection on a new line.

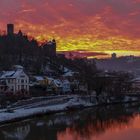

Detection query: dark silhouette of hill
xmin=0 ymin=24 xmax=56 ymax=73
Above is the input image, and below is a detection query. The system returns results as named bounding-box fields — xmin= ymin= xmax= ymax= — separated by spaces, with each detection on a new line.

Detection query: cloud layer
xmin=0 ymin=0 xmax=140 ymax=57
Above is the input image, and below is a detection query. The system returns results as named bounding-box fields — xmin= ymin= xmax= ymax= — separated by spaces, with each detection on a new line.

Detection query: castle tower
xmin=7 ymin=24 xmax=14 ymax=35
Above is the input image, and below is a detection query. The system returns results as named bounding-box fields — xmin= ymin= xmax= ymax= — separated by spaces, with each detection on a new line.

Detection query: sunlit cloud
xmin=20 ymin=9 xmax=36 ymax=13
xmin=0 ymin=0 xmax=140 ymax=58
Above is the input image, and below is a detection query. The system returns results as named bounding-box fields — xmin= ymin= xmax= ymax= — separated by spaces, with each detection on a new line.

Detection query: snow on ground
xmin=0 ymin=94 xmax=139 ymax=124
xmin=0 ymin=104 xmax=66 ymax=122
xmin=0 ymin=95 xmax=96 ymax=123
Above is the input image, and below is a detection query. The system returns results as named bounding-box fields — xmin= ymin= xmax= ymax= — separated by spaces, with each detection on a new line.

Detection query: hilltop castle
xmin=0 ymin=24 xmax=57 ymax=71
xmin=7 ymin=24 xmax=56 ymax=57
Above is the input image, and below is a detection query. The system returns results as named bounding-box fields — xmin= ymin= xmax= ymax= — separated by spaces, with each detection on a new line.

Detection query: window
xmin=18 ymin=85 xmax=20 ymax=90
xmin=11 ymin=86 xmax=14 ymax=91
xmin=10 ymin=79 xmax=14 ymax=83
xmin=21 ymin=79 xmax=24 ymax=83
xmin=21 ymin=85 xmax=24 ymax=89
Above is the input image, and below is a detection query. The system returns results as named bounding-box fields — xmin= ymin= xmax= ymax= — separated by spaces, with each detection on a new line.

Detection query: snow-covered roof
xmin=47 ymin=77 xmax=54 ymax=81
xmin=53 ymin=79 xmax=62 ymax=87
xmin=132 ymin=77 xmax=140 ymax=82
xmin=0 ymin=70 xmax=26 ymax=79
xmin=63 ymin=71 xmax=77 ymax=77
xmin=34 ymin=76 xmax=45 ymax=81
xmin=64 ymin=67 xmax=70 ymax=73
xmin=13 ymin=65 xmax=23 ymax=70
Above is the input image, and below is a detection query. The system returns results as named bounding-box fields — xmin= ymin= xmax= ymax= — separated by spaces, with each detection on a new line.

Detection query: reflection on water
xmin=0 ymin=103 xmax=140 ymax=140
xmin=2 ymin=125 xmax=30 ymax=140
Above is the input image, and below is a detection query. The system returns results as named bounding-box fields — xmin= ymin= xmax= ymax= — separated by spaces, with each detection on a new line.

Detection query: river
xmin=0 ymin=103 xmax=140 ymax=140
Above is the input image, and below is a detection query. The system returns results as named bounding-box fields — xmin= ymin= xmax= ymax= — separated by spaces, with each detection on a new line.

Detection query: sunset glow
xmin=0 ymin=0 xmax=140 ymax=58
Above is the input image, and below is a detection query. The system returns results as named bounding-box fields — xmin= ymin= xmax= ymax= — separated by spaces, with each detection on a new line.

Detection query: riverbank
xmin=0 ymin=94 xmax=140 ymax=125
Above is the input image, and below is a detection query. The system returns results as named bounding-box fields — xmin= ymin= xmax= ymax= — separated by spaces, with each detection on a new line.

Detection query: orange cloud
xmin=0 ymin=0 xmax=140 ymax=58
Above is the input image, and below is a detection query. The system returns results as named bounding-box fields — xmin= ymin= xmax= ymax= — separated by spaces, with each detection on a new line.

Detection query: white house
xmin=0 ymin=65 xmax=29 ymax=94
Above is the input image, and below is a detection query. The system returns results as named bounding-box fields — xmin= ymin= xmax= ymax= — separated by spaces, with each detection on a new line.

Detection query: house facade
xmin=0 ymin=81 xmax=8 ymax=94
xmin=0 ymin=66 xmax=29 ymax=94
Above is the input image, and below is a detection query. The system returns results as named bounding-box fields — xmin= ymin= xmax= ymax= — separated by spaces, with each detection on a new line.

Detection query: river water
xmin=0 ymin=103 xmax=140 ymax=140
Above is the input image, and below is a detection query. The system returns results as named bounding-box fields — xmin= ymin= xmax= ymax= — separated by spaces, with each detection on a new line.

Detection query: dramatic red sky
xmin=0 ymin=0 xmax=140 ymax=58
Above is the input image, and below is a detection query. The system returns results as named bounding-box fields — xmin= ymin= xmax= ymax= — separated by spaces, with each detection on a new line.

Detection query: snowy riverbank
xmin=0 ymin=94 xmax=139 ymax=125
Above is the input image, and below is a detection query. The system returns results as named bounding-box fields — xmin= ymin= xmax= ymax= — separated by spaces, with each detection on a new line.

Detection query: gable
xmin=13 ymin=70 xmax=28 ymax=79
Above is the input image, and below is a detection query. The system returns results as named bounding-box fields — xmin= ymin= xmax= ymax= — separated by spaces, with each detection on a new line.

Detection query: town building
xmin=132 ymin=77 xmax=140 ymax=91
xmin=0 ymin=65 xmax=29 ymax=94
xmin=62 ymin=80 xmax=71 ymax=93
xmin=32 ymin=76 xmax=47 ymax=86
